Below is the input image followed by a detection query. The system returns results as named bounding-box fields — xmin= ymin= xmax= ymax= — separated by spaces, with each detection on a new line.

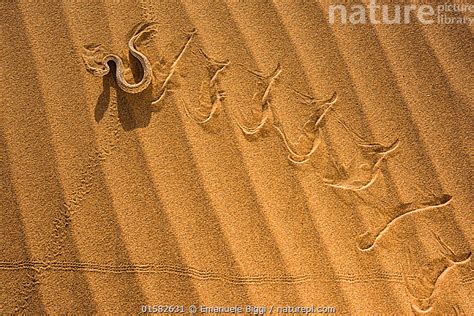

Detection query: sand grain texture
xmin=1 ymin=0 xmax=472 ymax=314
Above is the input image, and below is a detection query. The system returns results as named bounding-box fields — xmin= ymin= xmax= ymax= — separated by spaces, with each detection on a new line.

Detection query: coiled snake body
xmin=82 ymin=23 xmax=155 ymax=94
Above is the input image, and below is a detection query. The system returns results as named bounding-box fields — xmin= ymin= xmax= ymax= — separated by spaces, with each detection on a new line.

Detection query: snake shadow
xmin=95 ymin=61 xmax=159 ymax=131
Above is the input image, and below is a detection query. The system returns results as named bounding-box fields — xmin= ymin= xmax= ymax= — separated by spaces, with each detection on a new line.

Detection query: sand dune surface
xmin=1 ymin=0 xmax=472 ymax=314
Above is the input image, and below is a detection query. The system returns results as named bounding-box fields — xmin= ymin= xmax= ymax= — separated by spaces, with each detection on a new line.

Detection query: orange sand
xmin=1 ymin=0 xmax=472 ymax=314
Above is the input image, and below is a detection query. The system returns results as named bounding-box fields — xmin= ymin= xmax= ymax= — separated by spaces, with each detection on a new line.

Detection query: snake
xmin=85 ymin=22 xmax=155 ymax=94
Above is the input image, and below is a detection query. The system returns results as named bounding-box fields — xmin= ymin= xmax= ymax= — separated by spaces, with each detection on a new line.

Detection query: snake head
xmin=81 ymin=43 xmax=112 ymax=77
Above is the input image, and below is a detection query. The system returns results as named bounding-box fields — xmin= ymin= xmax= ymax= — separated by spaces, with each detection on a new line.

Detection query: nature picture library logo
xmin=328 ymin=0 xmax=474 ymax=25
